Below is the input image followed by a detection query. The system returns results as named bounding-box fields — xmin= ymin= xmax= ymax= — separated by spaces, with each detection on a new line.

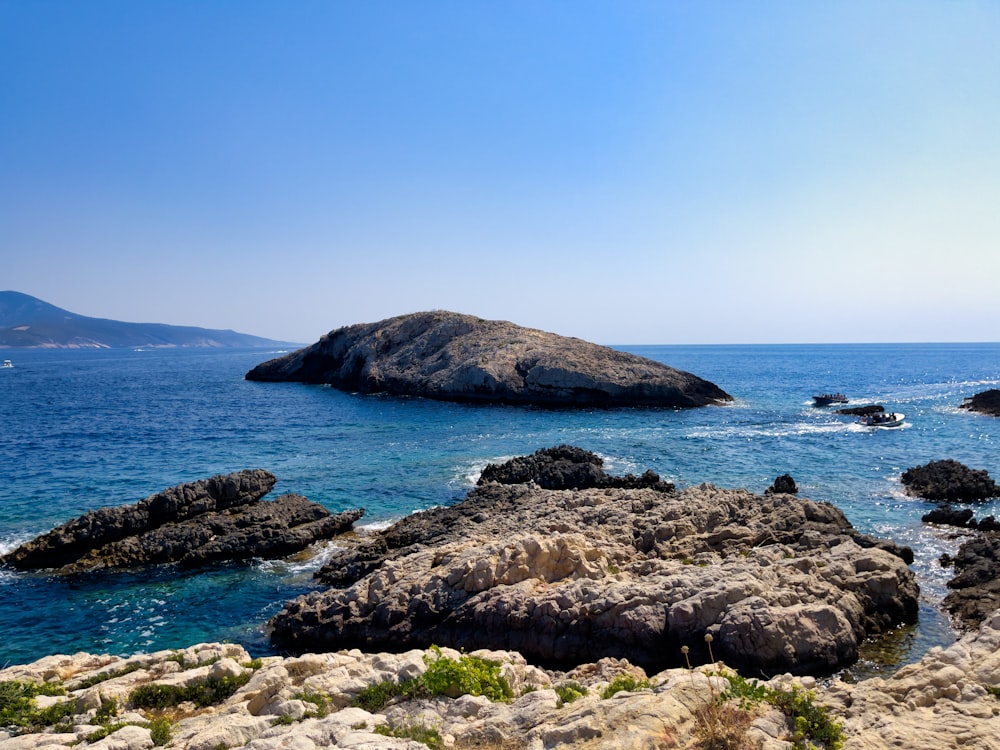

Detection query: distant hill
xmin=0 ymin=291 xmax=299 ymax=349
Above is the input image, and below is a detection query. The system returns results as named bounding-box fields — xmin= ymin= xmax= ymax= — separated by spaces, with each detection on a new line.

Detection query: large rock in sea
xmin=0 ymin=470 xmax=364 ymax=573
xmin=270 ymin=447 xmax=918 ymax=676
xmin=901 ymin=459 xmax=1000 ymax=502
xmin=245 ymin=311 xmax=732 ymax=408
xmin=960 ymin=388 xmax=1000 ymax=416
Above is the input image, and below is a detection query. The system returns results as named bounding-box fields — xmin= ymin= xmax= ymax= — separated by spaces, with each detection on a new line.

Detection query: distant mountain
xmin=0 ymin=291 xmax=299 ymax=349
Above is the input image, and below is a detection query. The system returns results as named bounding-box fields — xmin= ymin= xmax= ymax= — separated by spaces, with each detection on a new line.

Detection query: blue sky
xmin=2 ymin=1 xmax=998 ymax=344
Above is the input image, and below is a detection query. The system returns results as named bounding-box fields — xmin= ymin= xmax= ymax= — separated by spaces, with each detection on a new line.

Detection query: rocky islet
xmin=245 ymin=311 xmax=733 ymax=408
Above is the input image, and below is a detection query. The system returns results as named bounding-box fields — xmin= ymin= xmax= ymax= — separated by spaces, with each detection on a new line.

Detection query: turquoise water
xmin=1 ymin=344 xmax=998 ymax=667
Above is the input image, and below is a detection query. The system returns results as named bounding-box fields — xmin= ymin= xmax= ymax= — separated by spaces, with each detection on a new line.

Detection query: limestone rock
xmin=272 ymin=448 xmax=918 ymax=676
xmin=245 ymin=311 xmax=732 ymax=408
xmin=0 ymin=471 xmax=363 ymax=573
xmin=0 ymin=620 xmax=998 ymax=750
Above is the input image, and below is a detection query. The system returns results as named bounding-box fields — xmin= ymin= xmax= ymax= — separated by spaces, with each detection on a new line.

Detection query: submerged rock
xmin=245 ymin=311 xmax=733 ymax=408
xmin=271 ymin=447 xmax=917 ymax=676
xmin=901 ymin=459 xmax=1000 ymax=502
xmin=0 ymin=470 xmax=363 ymax=573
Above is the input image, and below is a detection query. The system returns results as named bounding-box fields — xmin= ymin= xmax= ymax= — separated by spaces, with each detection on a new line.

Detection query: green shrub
xmin=554 ymin=680 xmax=588 ymax=705
xmin=769 ymin=684 xmax=844 ymax=750
xmin=600 ymin=674 xmax=652 ymax=699
xmin=129 ymin=671 xmax=251 ymax=709
xmin=352 ymin=679 xmax=401 ymax=712
xmin=375 ymin=721 xmax=444 ymax=750
xmin=146 ymin=716 xmax=174 ymax=746
xmin=294 ymin=686 xmax=330 ymax=718
xmin=75 ymin=663 xmax=141 ymax=689
xmin=0 ymin=680 xmax=72 ymax=732
xmin=421 ymin=646 xmax=512 ymax=702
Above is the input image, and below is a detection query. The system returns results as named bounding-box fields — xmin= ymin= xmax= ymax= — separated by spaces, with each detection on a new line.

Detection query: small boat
xmin=860 ymin=412 xmax=905 ymax=428
xmin=1 ymin=359 xmax=12 ymax=369
xmin=813 ymin=392 xmax=847 ymax=406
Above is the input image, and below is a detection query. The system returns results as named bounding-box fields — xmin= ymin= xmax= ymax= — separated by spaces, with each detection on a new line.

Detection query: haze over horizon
xmin=3 ymin=2 xmax=998 ymax=346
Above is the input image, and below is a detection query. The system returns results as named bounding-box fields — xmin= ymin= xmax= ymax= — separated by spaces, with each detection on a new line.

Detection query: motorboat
xmin=813 ymin=392 xmax=847 ymax=406
xmin=1 ymin=359 xmax=12 ymax=368
xmin=860 ymin=412 xmax=905 ymax=428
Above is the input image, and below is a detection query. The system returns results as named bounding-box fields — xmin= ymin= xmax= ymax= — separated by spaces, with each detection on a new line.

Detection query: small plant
xmin=420 ymin=646 xmax=513 ymax=702
xmin=75 ymin=663 xmax=142 ymax=689
xmin=600 ymin=674 xmax=651 ymax=699
xmin=166 ymin=652 xmax=220 ymax=670
xmin=242 ymin=657 xmax=264 ymax=670
xmin=769 ymin=684 xmax=844 ymax=750
xmin=294 ymin=686 xmax=330 ymax=718
xmin=129 ymin=671 xmax=251 ymax=709
xmin=987 ymin=685 xmax=1000 ymax=700
xmin=270 ymin=714 xmax=296 ymax=726
xmin=351 ymin=679 xmax=401 ymax=712
xmin=375 ymin=721 xmax=444 ymax=750
xmin=0 ymin=680 xmax=72 ymax=733
xmin=146 ymin=716 xmax=174 ymax=746
xmin=554 ymin=680 xmax=588 ymax=705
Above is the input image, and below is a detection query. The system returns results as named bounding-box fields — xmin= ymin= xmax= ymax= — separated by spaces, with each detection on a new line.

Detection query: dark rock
xmin=477 ymin=445 xmax=674 ymax=492
xmin=764 ymin=473 xmax=798 ymax=495
xmin=978 ymin=516 xmax=1000 ymax=533
xmin=246 ymin=311 xmax=732 ymax=408
xmin=942 ymin=533 xmax=1000 ymax=630
xmin=836 ymin=405 xmax=884 ymax=417
xmin=959 ymin=389 xmax=1000 ymax=417
xmin=900 ymin=459 xmax=1000 ymax=502
xmin=922 ymin=504 xmax=977 ymax=529
xmin=273 ymin=446 xmax=917 ymax=677
xmin=0 ymin=471 xmax=363 ymax=573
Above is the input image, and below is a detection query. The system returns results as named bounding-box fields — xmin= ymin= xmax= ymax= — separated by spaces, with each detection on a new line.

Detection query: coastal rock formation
xmin=0 ymin=471 xmax=363 ymax=573
xmin=960 ymin=388 xmax=1000 ymax=416
xmin=901 ymin=459 xmax=1000 ymax=502
xmin=271 ymin=447 xmax=917 ymax=676
xmin=2 ymin=611 xmax=999 ymax=750
xmin=941 ymin=533 xmax=1000 ymax=630
xmin=245 ymin=311 xmax=732 ymax=408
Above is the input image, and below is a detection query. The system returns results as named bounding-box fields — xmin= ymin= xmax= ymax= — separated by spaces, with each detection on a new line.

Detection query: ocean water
xmin=1 ymin=343 xmax=998 ymax=670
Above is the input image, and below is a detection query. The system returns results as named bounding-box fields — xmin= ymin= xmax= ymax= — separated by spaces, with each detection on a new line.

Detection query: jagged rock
xmin=0 ymin=471 xmax=363 ymax=573
xmin=273 ymin=448 xmax=917 ymax=676
xmin=922 ymin=503 xmax=977 ymax=528
xmin=3 ymin=614 xmax=1000 ymax=750
xmin=245 ymin=311 xmax=733 ymax=408
xmin=477 ymin=444 xmax=673 ymax=491
xmin=941 ymin=533 xmax=1000 ymax=629
xmin=900 ymin=459 xmax=1000 ymax=502
xmin=959 ymin=388 xmax=1000 ymax=416
xmin=764 ymin=473 xmax=798 ymax=495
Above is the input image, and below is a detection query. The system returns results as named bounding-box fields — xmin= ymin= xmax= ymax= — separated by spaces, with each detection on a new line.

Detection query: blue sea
xmin=1 ymin=344 xmax=998 ymax=670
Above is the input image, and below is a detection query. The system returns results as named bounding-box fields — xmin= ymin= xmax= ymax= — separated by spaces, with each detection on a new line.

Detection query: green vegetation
xmin=375 ymin=721 xmax=444 ymax=750
xmin=74 ymin=663 xmax=142 ymax=689
xmin=987 ymin=685 xmax=1000 ymax=700
xmin=600 ymin=674 xmax=652 ymax=699
xmin=166 ymin=652 xmax=221 ymax=670
xmin=350 ymin=645 xmax=513 ymax=712
xmin=129 ymin=672 xmax=251 ymax=709
xmin=420 ymin=646 xmax=512 ymax=702
xmin=554 ymin=680 xmax=588 ymax=705
xmin=0 ymin=680 xmax=72 ymax=733
xmin=693 ymin=671 xmax=844 ymax=750
xmin=294 ymin=686 xmax=330 ymax=718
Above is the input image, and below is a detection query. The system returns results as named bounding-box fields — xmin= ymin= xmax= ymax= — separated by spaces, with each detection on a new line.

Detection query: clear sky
xmin=2 ymin=1 xmax=998 ymax=345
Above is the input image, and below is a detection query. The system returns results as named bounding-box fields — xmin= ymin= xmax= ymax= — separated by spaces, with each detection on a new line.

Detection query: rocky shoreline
xmin=271 ymin=447 xmax=918 ymax=677
xmin=1 ymin=610 xmax=998 ymax=750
